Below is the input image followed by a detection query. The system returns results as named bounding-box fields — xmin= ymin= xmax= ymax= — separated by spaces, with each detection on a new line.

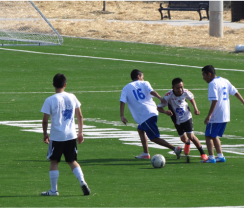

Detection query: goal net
xmin=0 ymin=1 xmax=63 ymax=46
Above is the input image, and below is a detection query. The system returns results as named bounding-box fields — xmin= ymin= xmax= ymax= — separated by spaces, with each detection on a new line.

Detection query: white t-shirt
xmin=208 ymin=77 xmax=237 ymax=123
xmin=120 ymin=80 xmax=158 ymax=125
xmin=41 ymin=91 xmax=81 ymax=141
xmin=157 ymin=89 xmax=194 ymax=125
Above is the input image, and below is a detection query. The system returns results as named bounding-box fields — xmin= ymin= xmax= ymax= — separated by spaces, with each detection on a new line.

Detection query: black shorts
xmin=175 ymin=118 xmax=194 ymax=136
xmin=47 ymin=139 xmax=77 ymax=162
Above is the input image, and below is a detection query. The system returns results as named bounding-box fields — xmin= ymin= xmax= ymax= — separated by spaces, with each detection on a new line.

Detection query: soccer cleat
xmin=184 ymin=143 xmax=190 ymax=155
xmin=41 ymin=190 xmax=59 ymax=196
xmin=175 ymin=146 xmax=182 ymax=159
xmin=201 ymin=158 xmax=216 ymax=163
xmin=201 ymin=154 xmax=209 ymax=161
xmin=81 ymin=182 xmax=91 ymax=195
xmin=216 ymin=157 xmax=226 ymax=162
xmin=135 ymin=153 xmax=150 ymax=159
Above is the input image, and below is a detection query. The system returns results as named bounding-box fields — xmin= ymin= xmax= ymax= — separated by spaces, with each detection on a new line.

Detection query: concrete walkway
xmin=49 ymin=19 xmax=244 ymax=29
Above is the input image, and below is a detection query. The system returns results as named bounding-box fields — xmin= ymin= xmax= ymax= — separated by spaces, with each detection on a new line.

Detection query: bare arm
xmin=235 ymin=92 xmax=244 ymax=105
xmin=157 ymin=98 xmax=173 ymax=116
xmin=120 ymin=101 xmax=128 ymax=125
xmin=204 ymin=100 xmax=218 ymax=125
xmin=42 ymin=113 xmax=50 ymax=144
xmin=157 ymin=106 xmax=173 ymax=116
xmin=150 ymin=90 xmax=164 ymax=103
xmin=189 ymin=99 xmax=200 ymax=115
xmin=75 ymin=107 xmax=84 ymax=144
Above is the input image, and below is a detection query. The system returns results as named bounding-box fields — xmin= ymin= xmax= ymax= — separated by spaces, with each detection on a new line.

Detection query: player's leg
xmin=203 ymin=123 xmax=227 ymax=163
xmin=42 ymin=141 xmax=62 ymax=196
xmin=186 ymin=132 xmax=208 ymax=160
xmin=174 ymin=124 xmax=190 ymax=155
xmin=135 ymin=128 xmax=150 ymax=159
xmin=142 ymin=116 xmax=182 ymax=159
xmin=64 ymin=139 xmax=90 ymax=195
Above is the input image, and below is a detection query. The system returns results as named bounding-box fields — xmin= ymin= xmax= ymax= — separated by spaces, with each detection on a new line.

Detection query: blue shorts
xmin=137 ymin=116 xmax=160 ymax=140
xmin=205 ymin=123 xmax=227 ymax=138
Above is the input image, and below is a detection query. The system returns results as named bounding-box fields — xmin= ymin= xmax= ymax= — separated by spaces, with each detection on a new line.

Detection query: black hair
xmin=53 ymin=73 xmax=67 ymax=88
xmin=172 ymin=77 xmax=183 ymax=87
xmin=131 ymin=69 xmax=143 ymax=81
xmin=202 ymin=65 xmax=216 ymax=75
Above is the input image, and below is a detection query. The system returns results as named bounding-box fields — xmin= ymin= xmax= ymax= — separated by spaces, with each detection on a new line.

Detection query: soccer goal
xmin=0 ymin=1 xmax=63 ymax=46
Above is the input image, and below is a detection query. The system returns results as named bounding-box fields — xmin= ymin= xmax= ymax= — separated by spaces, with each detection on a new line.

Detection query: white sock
xmin=142 ymin=152 xmax=149 ymax=155
xmin=49 ymin=170 xmax=59 ymax=192
xmin=209 ymin=155 xmax=215 ymax=160
xmin=73 ymin=166 xmax=85 ymax=184
xmin=217 ymin=153 xmax=224 ymax=158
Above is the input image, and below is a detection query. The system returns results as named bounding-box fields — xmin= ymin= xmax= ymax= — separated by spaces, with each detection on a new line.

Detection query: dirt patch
xmin=35 ymin=1 xmax=244 ymax=51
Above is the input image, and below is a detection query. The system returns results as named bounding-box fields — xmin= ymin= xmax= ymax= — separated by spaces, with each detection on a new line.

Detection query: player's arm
xmin=150 ymin=90 xmax=164 ymax=103
xmin=235 ymin=92 xmax=244 ymax=105
xmin=157 ymin=99 xmax=173 ymax=116
xmin=120 ymin=101 xmax=128 ymax=125
xmin=42 ymin=113 xmax=50 ymax=144
xmin=189 ymin=99 xmax=200 ymax=115
xmin=204 ymin=100 xmax=218 ymax=124
xmin=75 ymin=107 xmax=84 ymax=144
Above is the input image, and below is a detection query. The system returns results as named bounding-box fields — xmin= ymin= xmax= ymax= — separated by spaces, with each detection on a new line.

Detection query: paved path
xmin=49 ymin=19 xmax=244 ymax=29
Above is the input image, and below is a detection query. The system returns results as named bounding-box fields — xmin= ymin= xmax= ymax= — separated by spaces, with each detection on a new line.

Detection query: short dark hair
xmin=172 ymin=78 xmax=183 ymax=87
xmin=53 ymin=73 xmax=67 ymax=88
xmin=202 ymin=65 xmax=216 ymax=75
xmin=131 ymin=69 xmax=143 ymax=81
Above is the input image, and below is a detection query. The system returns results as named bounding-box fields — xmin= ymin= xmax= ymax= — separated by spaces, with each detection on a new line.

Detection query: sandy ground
xmin=34 ymin=1 xmax=244 ymax=51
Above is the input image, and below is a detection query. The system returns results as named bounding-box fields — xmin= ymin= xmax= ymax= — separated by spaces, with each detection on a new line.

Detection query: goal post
xmin=0 ymin=1 xmax=63 ymax=46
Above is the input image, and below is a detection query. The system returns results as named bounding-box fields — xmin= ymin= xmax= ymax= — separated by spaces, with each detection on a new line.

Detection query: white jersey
xmin=41 ymin=91 xmax=81 ymax=141
xmin=157 ymin=89 xmax=194 ymax=125
xmin=208 ymin=77 xmax=237 ymax=123
xmin=120 ymin=80 xmax=158 ymax=125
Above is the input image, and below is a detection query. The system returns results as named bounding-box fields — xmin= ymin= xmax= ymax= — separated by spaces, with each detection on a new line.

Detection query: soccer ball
xmin=151 ymin=154 xmax=166 ymax=168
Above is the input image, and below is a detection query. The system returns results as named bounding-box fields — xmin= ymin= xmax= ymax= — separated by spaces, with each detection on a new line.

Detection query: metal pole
xmin=103 ymin=1 xmax=106 ymax=11
xmin=209 ymin=1 xmax=223 ymax=38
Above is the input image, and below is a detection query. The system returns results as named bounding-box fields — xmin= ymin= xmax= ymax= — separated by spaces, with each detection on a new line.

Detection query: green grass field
xmin=0 ymin=37 xmax=244 ymax=207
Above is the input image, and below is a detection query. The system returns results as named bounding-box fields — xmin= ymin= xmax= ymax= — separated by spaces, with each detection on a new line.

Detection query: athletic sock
xmin=49 ymin=170 xmax=59 ymax=192
xmin=209 ymin=155 xmax=215 ymax=160
xmin=185 ymin=140 xmax=190 ymax=145
xmin=73 ymin=166 xmax=85 ymax=184
xmin=217 ymin=153 xmax=224 ymax=158
xmin=198 ymin=146 xmax=205 ymax=155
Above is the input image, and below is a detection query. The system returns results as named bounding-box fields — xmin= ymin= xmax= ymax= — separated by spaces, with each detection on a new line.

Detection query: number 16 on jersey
xmin=133 ymin=88 xmax=146 ymax=100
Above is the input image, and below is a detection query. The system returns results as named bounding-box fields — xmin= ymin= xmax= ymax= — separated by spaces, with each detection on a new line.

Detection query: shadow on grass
xmin=15 ymin=157 xmax=191 ymax=166
xmin=0 ymin=194 xmax=85 ymax=198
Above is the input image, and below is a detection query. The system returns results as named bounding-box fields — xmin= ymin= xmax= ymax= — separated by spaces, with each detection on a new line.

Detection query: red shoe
xmin=184 ymin=143 xmax=190 ymax=155
xmin=201 ymin=154 xmax=208 ymax=161
xmin=135 ymin=153 xmax=150 ymax=159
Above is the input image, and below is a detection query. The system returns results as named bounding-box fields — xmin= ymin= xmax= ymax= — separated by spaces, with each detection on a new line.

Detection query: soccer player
xmin=202 ymin=65 xmax=244 ymax=163
xmin=120 ymin=69 xmax=182 ymax=159
xmin=41 ymin=73 xmax=90 ymax=196
xmin=157 ymin=78 xmax=208 ymax=161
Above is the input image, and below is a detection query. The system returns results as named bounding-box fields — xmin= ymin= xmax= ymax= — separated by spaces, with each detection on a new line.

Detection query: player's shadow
xmin=78 ymin=158 xmax=151 ymax=166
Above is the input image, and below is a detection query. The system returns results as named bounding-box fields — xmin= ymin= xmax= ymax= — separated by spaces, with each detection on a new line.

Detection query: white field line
xmin=1 ymin=88 xmax=244 ymax=94
xmin=0 ymin=47 xmax=244 ymax=72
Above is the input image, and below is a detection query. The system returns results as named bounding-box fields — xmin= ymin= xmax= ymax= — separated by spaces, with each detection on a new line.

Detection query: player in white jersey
xmin=157 ymin=78 xmax=208 ymax=161
xmin=120 ymin=69 xmax=182 ymax=159
xmin=202 ymin=65 xmax=244 ymax=163
xmin=41 ymin=73 xmax=90 ymax=196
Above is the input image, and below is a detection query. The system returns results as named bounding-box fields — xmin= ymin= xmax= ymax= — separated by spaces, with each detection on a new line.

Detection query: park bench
xmin=158 ymin=1 xmax=209 ymax=21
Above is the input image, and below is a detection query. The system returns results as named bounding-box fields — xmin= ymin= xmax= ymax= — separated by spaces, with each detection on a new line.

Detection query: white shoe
xmin=135 ymin=153 xmax=150 ymax=159
xmin=81 ymin=182 xmax=91 ymax=195
xmin=41 ymin=190 xmax=59 ymax=196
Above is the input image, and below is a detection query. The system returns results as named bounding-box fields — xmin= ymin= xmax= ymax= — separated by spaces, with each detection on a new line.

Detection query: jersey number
xmin=133 ymin=88 xmax=146 ymax=100
xmin=223 ymin=87 xmax=227 ymax=100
